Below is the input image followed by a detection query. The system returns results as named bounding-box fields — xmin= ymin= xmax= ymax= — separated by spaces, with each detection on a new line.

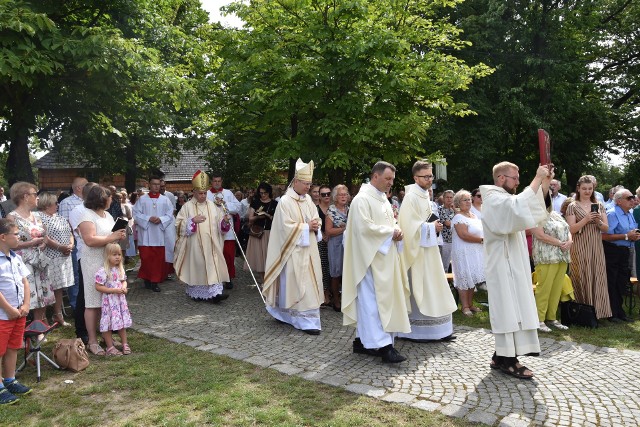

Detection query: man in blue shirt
xmin=602 ymin=189 xmax=640 ymax=322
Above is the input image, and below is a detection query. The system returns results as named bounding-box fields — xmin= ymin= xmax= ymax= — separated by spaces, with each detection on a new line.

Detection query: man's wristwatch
xmin=624 ymin=233 xmax=629 ymax=241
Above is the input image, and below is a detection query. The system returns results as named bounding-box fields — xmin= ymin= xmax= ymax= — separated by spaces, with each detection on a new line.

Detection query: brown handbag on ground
xmin=53 ymin=338 xmax=90 ymax=372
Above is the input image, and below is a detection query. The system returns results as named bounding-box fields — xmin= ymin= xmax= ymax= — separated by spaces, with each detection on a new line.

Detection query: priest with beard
xmin=342 ymin=161 xmax=411 ymax=363
xmin=397 ymin=160 xmax=457 ymax=342
xmin=262 ymin=159 xmax=323 ymax=335
xmin=480 ymin=162 xmax=552 ymax=380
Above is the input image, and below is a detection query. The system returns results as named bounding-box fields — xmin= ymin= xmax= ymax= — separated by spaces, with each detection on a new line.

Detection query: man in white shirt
xmin=58 ymin=177 xmax=87 ymax=311
xmin=160 ymin=179 xmax=176 ymax=213
xmin=549 ymin=179 xmax=567 ymax=213
xmin=207 ymin=174 xmax=241 ymax=289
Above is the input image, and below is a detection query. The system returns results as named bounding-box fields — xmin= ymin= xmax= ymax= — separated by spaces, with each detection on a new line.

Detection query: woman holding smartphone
xmin=565 ymin=175 xmax=611 ymax=320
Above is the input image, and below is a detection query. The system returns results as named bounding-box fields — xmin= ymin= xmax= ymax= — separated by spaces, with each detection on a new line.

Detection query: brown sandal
xmin=500 ymin=362 xmax=533 ymax=379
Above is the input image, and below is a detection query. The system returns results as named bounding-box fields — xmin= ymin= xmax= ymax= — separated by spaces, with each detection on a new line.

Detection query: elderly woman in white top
xmin=451 ymin=190 xmax=485 ymax=316
xmin=529 ymin=208 xmax=572 ymax=332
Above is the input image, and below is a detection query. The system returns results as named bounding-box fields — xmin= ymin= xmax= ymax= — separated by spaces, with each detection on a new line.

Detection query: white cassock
xmin=342 ymin=183 xmax=411 ymax=349
xmin=207 ymin=188 xmax=241 ymax=240
xmin=133 ymin=194 xmax=175 ymax=261
xmin=397 ymin=184 xmax=457 ymax=340
xmin=480 ymin=185 xmax=548 ymax=357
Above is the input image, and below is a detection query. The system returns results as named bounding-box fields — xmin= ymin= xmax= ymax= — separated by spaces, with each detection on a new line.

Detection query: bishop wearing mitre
xmin=174 ymin=170 xmax=230 ymax=303
xmin=263 ymin=158 xmax=324 ymax=335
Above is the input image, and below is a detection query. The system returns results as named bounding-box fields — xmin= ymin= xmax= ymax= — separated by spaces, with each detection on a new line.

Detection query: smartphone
xmin=590 ymin=203 xmax=599 ymax=213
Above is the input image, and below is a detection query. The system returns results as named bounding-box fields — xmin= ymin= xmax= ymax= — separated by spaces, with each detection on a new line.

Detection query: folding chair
xmin=16 ymin=320 xmax=60 ymax=382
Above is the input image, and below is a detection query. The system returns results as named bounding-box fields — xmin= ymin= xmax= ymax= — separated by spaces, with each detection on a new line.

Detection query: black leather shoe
xmin=144 ymin=280 xmax=152 ymax=290
xmin=380 ymin=345 xmax=407 ymax=363
xmin=622 ymin=316 xmax=633 ymax=322
xmin=303 ymin=329 xmax=321 ymax=335
xmin=225 ymin=281 xmax=234 ymax=290
xmin=609 ymin=317 xmax=624 ymax=323
xmin=353 ymin=338 xmax=380 ymax=356
xmin=211 ymin=293 xmax=229 ymax=303
xmin=151 ymin=283 xmax=161 ymax=292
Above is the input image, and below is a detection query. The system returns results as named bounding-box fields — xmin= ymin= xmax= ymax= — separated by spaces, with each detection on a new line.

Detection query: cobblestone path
xmin=127 ymin=261 xmax=640 ymax=426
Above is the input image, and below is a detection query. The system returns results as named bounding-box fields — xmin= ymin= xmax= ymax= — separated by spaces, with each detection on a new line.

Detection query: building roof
xmin=34 ymin=150 xmax=209 ymax=182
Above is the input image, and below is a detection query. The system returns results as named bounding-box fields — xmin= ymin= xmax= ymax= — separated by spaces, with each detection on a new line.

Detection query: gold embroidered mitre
xmin=294 ymin=158 xmax=314 ymax=182
xmin=192 ymin=170 xmax=210 ymax=191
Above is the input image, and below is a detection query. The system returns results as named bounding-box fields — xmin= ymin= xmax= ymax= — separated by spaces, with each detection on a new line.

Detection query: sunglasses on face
xmin=320 ymin=192 xmax=331 ymax=197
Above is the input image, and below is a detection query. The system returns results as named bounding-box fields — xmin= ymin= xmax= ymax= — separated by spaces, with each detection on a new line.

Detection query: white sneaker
xmin=538 ymin=322 xmax=552 ymax=332
xmin=548 ymin=320 xmax=568 ymax=330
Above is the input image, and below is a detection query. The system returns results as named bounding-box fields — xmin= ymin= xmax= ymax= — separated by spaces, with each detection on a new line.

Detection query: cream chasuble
xmin=174 ymin=199 xmax=229 ymax=286
xmin=397 ymin=184 xmax=457 ymax=318
xmin=342 ymin=183 xmax=411 ymax=333
xmin=480 ymin=185 xmax=548 ymax=350
xmin=263 ymin=187 xmax=323 ymax=312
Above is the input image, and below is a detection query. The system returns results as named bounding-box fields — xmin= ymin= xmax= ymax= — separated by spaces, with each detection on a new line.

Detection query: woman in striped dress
xmin=565 ymin=176 xmax=611 ymax=319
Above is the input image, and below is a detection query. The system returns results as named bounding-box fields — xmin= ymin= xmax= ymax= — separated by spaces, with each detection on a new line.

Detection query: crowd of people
xmin=1 ymin=160 xmax=639 ymax=404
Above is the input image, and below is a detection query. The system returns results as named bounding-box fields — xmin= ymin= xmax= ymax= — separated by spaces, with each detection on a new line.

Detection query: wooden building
xmin=34 ymin=150 xmax=209 ymax=193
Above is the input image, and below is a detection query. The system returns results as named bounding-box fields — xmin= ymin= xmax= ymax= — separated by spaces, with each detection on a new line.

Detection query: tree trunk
xmin=124 ymin=138 xmax=138 ymax=192
xmin=6 ymin=111 xmax=35 ymax=185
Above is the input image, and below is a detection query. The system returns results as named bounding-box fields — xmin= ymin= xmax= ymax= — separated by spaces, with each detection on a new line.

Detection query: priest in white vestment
xmin=480 ymin=162 xmax=552 ymax=379
xmin=207 ymin=175 xmax=242 ymax=289
xmin=343 ymin=161 xmax=411 ymax=363
xmin=133 ymin=176 xmax=176 ymax=292
xmin=174 ymin=171 xmax=230 ymax=303
xmin=397 ymin=161 xmax=457 ymax=342
xmin=263 ymin=159 xmax=323 ymax=335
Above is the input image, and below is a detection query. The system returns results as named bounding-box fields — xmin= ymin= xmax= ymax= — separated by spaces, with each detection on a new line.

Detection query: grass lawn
xmin=0 ymin=328 xmax=470 ymax=426
xmin=453 ymin=290 xmax=640 ymax=350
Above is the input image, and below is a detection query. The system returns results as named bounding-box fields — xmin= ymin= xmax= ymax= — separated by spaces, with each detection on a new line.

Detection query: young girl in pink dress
xmin=95 ymin=243 xmax=132 ymax=356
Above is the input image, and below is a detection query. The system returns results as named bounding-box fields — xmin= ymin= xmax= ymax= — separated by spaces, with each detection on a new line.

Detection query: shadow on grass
xmin=1 ymin=328 xmax=467 ymax=427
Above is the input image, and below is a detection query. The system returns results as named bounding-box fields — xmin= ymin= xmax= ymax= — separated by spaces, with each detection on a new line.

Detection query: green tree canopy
xmin=211 ymin=0 xmax=491 ymax=186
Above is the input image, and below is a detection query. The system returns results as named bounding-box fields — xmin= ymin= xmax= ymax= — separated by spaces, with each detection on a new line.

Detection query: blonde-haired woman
xmin=38 ymin=192 xmax=74 ymax=326
xmin=450 ymin=190 xmax=485 ymax=316
xmin=8 ymin=182 xmax=53 ymax=324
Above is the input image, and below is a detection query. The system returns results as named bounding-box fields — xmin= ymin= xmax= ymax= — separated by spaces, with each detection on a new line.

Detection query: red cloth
xmin=223 ymin=240 xmax=236 ymax=279
xmin=209 ymin=187 xmax=222 ymax=194
xmin=138 ymin=246 xmax=172 ymax=283
xmin=148 ymin=192 xmax=160 ymax=199
xmin=0 ymin=316 xmax=26 ymax=354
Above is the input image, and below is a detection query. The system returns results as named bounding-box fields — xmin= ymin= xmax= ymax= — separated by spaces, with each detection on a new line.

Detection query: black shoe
xmin=609 ymin=317 xmax=624 ymax=323
xmin=303 ymin=329 xmax=321 ymax=335
xmin=380 ymin=345 xmax=407 ymax=363
xmin=151 ymin=283 xmax=161 ymax=292
xmin=225 ymin=281 xmax=234 ymax=290
xmin=144 ymin=280 xmax=152 ymax=290
xmin=622 ymin=316 xmax=633 ymax=322
xmin=211 ymin=293 xmax=229 ymax=303
xmin=353 ymin=338 xmax=381 ymax=356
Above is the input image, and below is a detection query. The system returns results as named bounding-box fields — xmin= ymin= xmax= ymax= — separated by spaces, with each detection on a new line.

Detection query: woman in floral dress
xmin=8 ymin=182 xmax=54 ymax=323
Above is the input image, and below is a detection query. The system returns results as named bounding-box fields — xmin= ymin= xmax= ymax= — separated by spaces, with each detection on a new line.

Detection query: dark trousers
xmin=74 ymin=260 xmax=88 ymax=340
xmin=603 ymin=242 xmax=631 ymax=319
